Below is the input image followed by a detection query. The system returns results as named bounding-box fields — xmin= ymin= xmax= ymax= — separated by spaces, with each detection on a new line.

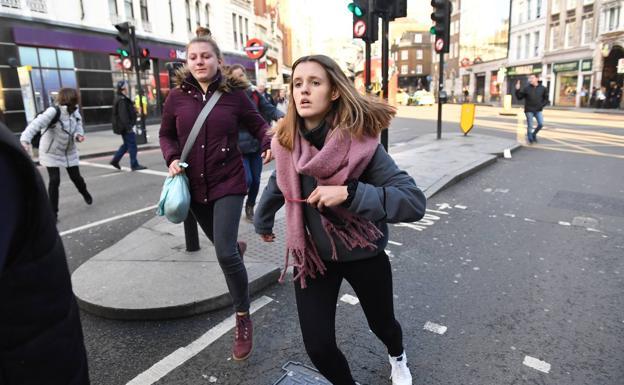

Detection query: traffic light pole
xmin=365 ymin=42 xmax=371 ymax=93
xmin=380 ymin=13 xmax=389 ymax=151
xmin=129 ymin=26 xmax=147 ymax=144
xmin=437 ymin=52 xmax=444 ymax=140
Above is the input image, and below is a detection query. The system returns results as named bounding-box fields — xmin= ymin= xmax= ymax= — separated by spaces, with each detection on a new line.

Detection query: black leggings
xmin=46 ymin=166 xmax=88 ymax=217
xmin=294 ymin=251 xmax=404 ymax=385
xmin=191 ymin=195 xmax=250 ymax=313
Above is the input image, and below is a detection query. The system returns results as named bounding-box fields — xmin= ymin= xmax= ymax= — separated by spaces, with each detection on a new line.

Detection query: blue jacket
xmin=238 ymin=89 xmax=284 ymax=155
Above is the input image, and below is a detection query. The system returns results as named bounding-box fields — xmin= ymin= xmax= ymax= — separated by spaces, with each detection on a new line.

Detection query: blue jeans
xmin=242 ymin=152 xmax=263 ymax=206
xmin=112 ymin=131 xmax=139 ymax=168
xmin=524 ymin=111 xmax=544 ymax=140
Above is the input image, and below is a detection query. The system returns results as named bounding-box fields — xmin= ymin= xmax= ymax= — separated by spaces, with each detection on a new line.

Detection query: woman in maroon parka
xmin=159 ymin=34 xmax=271 ymax=361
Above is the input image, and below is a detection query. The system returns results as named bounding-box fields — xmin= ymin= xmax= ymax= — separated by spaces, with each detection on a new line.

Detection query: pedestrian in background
xmin=257 ymin=82 xmax=276 ymax=106
xmin=515 ymin=75 xmax=549 ymax=143
xmin=607 ymin=81 xmax=622 ymax=109
xmin=20 ymin=88 xmax=92 ymax=222
xmin=159 ymin=33 xmax=271 ymax=361
xmin=276 ymin=89 xmax=289 ymax=114
xmin=110 ymin=80 xmax=147 ymax=171
xmin=254 ymin=54 xmax=426 ymax=385
xmin=228 ymin=64 xmax=284 ymax=221
xmin=1 ymin=121 xmax=90 ymax=385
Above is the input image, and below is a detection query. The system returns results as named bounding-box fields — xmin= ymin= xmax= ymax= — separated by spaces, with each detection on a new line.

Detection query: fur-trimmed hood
xmin=173 ymin=67 xmax=250 ymax=93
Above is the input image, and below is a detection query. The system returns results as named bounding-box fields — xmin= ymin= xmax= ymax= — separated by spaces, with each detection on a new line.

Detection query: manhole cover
xmin=273 ymin=361 xmax=331 ymax=385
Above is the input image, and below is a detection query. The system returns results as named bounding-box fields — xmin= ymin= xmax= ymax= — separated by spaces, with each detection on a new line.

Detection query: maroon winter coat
xmin=159 ymin=72 xmax=270 ymax=204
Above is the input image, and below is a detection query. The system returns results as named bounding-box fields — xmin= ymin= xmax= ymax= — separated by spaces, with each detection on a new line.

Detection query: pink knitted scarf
xmin=271 ymin=128 xmax=383 ymax=288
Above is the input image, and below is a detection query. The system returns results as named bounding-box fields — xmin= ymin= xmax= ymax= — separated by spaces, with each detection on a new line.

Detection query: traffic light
xmin=431 ymin=0 xmax=451 ymax=53
xmin=115 ymin=22 xmax=132 ymax=58
xmin=138 ymin=47 xmax=150 ymax=71
xmin=348 ymin=0 xmax=378 ymax=43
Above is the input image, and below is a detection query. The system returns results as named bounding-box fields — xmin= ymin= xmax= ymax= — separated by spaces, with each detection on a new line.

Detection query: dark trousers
xmin=46 ymin=166 xmax=88 ymax=217
xmin=294 ymin=251 xmax=404 ymax=385
xmin=242 ymin=152 xmax=263 ymax=207
xmin=190 ymin=195 xmax=250 ymax=312
xmin=112 ymin=131 xmax=139 ymax=168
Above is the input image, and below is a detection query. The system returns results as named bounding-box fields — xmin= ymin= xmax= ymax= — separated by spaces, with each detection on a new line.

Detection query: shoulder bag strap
xmin=180 ymin=90 xmax=223 ymax=164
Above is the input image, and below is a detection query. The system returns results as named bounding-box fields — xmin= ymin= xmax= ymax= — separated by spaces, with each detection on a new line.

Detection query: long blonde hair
xmin=274 ymin=54 xmax=396 ymax=151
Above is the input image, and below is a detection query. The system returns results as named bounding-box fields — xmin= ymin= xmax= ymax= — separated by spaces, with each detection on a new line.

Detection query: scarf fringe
xmin=279 ymin=233 xmax=327 ymax=288
xmin=322 ymin=215 xmax=384 ymax=260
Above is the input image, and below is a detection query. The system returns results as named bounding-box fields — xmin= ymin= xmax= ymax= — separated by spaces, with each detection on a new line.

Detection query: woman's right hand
xmin=168 ymin=159 xmax=184 ymax=176
xmin=21 ymin=141 xmax=32 ymax=155
xmin=260 ymin=233 xmax=275 ymax=242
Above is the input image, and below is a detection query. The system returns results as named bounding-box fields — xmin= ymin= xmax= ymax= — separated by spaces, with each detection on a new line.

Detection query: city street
xmin=47 ymin=106 xmax=624 ymax=384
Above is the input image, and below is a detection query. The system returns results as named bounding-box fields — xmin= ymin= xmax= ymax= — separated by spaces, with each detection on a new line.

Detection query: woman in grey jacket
xmin=20 ymin=88 xmax=92 ymax=220
xmin=254 ymin=55 xmax=426 ymax=385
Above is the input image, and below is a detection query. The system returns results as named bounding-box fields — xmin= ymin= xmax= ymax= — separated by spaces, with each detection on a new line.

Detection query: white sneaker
xmin=389 ymin=351 xmax=413 ymax=385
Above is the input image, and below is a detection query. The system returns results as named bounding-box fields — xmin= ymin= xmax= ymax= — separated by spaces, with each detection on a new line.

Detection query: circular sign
xmin=122 ymin=57 xmax=133 ymax=70
xmin=245 ymin=38 xmax=266 ymax=60
xmin=435 ymin=38 xmax=444 ymax=52
xmin=353 ymin=20 xmax=367 ymax=38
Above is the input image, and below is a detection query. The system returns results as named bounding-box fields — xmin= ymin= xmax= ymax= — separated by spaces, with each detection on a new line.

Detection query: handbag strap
xmin=180 ymin=90 xmax=223 ymax=163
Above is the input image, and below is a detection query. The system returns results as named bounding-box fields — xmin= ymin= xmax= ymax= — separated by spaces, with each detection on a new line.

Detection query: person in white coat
xmin=20 ymin=88 xmax=92 ymax=221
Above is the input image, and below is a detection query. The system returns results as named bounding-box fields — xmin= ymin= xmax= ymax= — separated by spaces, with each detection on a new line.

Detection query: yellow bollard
xmin=500 ymin=94 xmax=517 ymax=116
xmin=460 ymin=103 xmax=476 ymax=135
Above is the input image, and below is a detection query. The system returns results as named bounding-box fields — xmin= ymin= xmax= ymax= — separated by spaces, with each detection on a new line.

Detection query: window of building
xmin=565 ymin=19 xmax=576 ymax=47
xmin=552 ymin=0 xmax=560 ymax=14
xmin=401 ymin=65 xmax=408 ymax=75
xmin=414 ymin=34 xmax=422 ymax=43
xmin=169 ymin=0 xmax=174 ymax=32
xmin=527 ymin=0 xmax=532 ymax=20
xmin=401 ymin=50 xmax=408 ymax=60
xmin=533 ymin=31 xmax=540 ymax=56
xmin=18 ymin=47 xmax=76 ymax=112
xmin=416 ymin=65 xmax=423 ymax=74
xmin=582 ymin=16 xmax=593 ymax=44
xmin=550 ymin=24 xmax=560 ymax=49
xmin=232 ymin=13 xmax=238 ymax=49
xmin=416 ymin=49 xmax=423 ymax=60
xmin=525 ymin=33 xmax=531 ymax=57
xmin=186 ymin=0 xmax=192 ymax=32
xmin=601 ymin=6 xmax=620 ymax=32
xmin=205 ymin=3 xmax=210 ymax=28
xmin=140 ymin=0 xmax=148 ymax=22
xmin=566 ymin=0 xmax=576 ymax=10
xmin=195 ymin=1 xmax=201 ymax=26
xmin=245 ymin=18 xmax=249 ymax=42
xmin=239 ymin=15 xmax=244 ymax=48
xmin=537 ymin=0 xmax=542 ymax=17
xmin=518 ymin=1 xmax=525 ymax=24
xmin=517 ymin=35 xmax=522 ymax=59
xmin=582 ymin=0 xmax=593 ymax=4
xmin=124 ymin=0 xmax=133 ymax=19
xmin=109 ymin=0 xmax=118 ymax=17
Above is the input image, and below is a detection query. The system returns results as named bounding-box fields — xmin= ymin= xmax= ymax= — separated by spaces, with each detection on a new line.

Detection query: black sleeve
xmin=253 ymin=170 xmax=285 ymax=234
xmin=0 ymin=150 xmax=23 ymax=271
xmin=515 ymin=87 xmax=526 ymax=100
xmin=118 ymin=99 xmax=135 ymax=130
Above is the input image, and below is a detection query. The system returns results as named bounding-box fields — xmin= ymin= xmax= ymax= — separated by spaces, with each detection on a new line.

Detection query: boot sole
xmin=232 ymin=345 xmax=253 ymax=361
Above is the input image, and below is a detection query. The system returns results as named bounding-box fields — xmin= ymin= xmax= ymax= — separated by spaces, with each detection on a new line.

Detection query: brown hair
xmin=55 ymin=88 xmax=79 ymax=106
xmin=274 ymin=55 xmax=396 ymax=151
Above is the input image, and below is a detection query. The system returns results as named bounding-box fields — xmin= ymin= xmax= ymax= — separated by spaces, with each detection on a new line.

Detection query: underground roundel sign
xmin=354 ymin=20 xmax=367 ymax=38
xmin=435 ymin=38 xmax=445 ymax=53
xmin=245 ymin=38 xmax=266 ymax=60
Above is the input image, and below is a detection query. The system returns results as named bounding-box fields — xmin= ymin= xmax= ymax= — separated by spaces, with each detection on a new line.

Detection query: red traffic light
xmin=140 ymin=48 xmax=150 ymax=58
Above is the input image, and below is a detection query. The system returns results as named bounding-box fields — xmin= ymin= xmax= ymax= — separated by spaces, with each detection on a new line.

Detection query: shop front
xmin=552 ymin=60 xmax=593 ymax=108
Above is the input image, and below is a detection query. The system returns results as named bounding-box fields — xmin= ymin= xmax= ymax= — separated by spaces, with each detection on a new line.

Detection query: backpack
xmin=32 ymin=106 xmax=61 ymax=149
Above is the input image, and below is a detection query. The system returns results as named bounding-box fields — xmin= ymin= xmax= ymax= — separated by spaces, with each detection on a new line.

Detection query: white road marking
xmin=558 ymin=221 xmax=571 ymax=226
xmin=80 ymin=160 xmax=169 ymax=177
xmin=388 ymin=241 xmax=403 ymax=246
xmin=523 ymin=355 xmax=551 ymax=374
xmin=454 ymin=205 xmax=467 ymax=210
xmin=504 ymin=213 xmax=516 ymax=218
xmin=340 ymin=294 xmax=360 ymax=305
xmin=59 ymin=205 xmax=158 ymax=236
xmin=524 ymin=218 xmax=536 ymax=223
xmin=423 ymin=321 xmax=447 ymax=335
xmin=126 ymin=296 xmax=273 ymax=385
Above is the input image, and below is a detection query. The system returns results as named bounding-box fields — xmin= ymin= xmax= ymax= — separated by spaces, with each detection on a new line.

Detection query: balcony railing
xmin=27 ymin=0 xmax=46 ymax=13
xmin=1 ymin=0 xmax=21 ymax=8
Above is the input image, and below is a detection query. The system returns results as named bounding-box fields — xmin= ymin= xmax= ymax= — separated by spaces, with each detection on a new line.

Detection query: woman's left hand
xmin=262 ymin=149 xmax=273 ymax=164
xmin=307 ymin=185 xmax=348 ymax=209
xmin=75 ymin=134 xmax=85 ymax=143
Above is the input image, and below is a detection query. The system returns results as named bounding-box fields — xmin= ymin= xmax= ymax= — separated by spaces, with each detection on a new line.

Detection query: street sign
xmin=121 ymin=57 xmax=133 ymax=70
xmin=435 ymin=38 xmax=444 ymax=53
xmin=245 ymin=38 xmax=266 ymax=60
xmin=353 ymin=20 xmax=367 ymax=38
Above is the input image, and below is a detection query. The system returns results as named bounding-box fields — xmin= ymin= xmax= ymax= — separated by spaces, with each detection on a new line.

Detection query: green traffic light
xmin=116 ymin=48 xmax=130 ymax=57
xmin=348 ymin=2 xmax=364 ymax=17
xmin=430 ymin=26 xmax=436 ymax=35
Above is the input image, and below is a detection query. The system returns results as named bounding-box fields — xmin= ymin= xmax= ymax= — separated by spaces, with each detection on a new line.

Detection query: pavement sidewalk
xmin=71 ymin=132 xmax=521 ymax=320
xmin=78 ymin=124 xmax=161 ymax=160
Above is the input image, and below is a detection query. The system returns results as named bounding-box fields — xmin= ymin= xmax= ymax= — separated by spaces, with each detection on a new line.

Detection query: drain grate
xmin=272 ymin=361 xmax=331 ymax=385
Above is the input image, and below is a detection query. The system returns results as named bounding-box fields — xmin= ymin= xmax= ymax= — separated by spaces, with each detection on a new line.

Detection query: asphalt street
xmin=47 ymin=105 xmax=624 ymax=384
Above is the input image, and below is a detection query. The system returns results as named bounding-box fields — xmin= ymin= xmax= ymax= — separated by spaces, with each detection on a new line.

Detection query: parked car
xmin=410 ymin=90 xmax=435 ymax=106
